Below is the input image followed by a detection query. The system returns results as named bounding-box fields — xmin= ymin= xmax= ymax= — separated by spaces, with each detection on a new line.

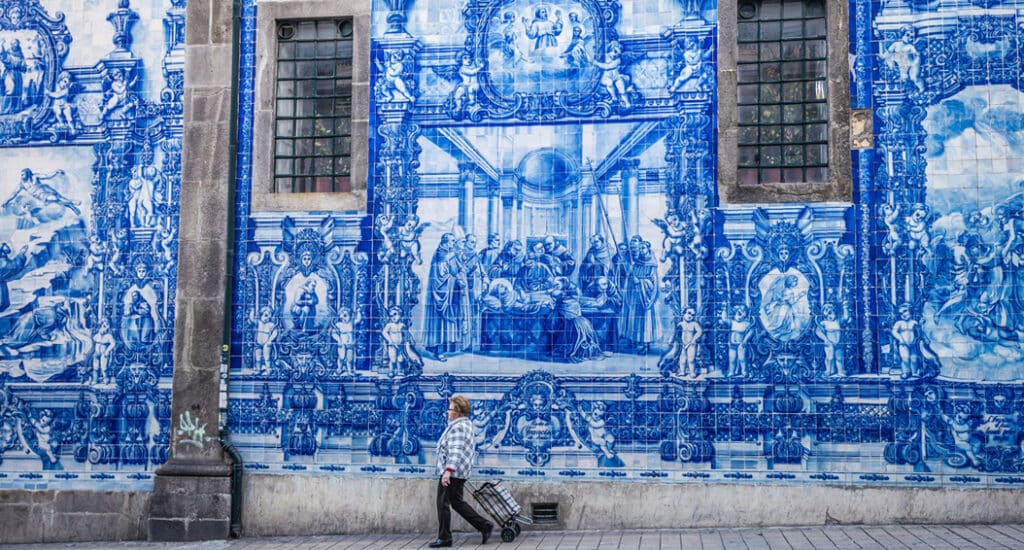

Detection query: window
xmin=252 ymin=2 xmax=368 ymax=213
xmin=718 ymin=0 xmax=850 ymax=203
xmin=736 ymin=0 xmax=828 ymax=185
xmin=274 ymin=19 xmax=354 ymax=193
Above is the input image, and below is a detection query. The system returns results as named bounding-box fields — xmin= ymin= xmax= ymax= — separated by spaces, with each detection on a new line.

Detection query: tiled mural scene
xmin=0 ymin=0 xmax=183 ymax=490
xmin=4 ymin=0 xmax=1024 ymax=501
xmin=222 ymin=0 xmax=1024 ymax=488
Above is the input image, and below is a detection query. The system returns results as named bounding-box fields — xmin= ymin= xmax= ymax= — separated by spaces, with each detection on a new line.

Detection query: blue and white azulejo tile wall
xmin=227 ymin=0 xmax=1024 ymax=488
xmin=0 ymin=0 xmax=184 ymax=490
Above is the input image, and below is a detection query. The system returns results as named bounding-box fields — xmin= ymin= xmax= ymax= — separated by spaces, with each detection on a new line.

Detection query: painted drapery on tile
xmin=229 ymin=0 xmax=1023 ymax=487
xmin=0 ymin=0 xmax=183 ymax=490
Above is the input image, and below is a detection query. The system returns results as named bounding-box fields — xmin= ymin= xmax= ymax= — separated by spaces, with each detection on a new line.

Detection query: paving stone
xmin=3 ymin=525 xmax=1024 ymax=549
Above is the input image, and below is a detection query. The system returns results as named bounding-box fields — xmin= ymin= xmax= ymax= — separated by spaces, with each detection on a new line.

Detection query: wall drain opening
xmin=531 ymin=502 xmax=559 ymax=524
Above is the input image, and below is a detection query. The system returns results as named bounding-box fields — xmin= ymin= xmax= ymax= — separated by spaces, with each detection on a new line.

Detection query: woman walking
xmin=429 ymin=395 xmax=494 ymax=548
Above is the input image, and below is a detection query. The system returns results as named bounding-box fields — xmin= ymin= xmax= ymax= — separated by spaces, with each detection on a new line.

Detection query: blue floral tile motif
xmin=224 ymin=0 xmax=1024 ymax=487
xmin=0 ymin=0 xmax=185 ymax=490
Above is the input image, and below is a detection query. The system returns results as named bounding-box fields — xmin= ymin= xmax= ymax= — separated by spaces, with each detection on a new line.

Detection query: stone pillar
xmin=580 ymin=193 xmax=593 ymax=253
xmin=502 ymin=196 xmax=514 ymax=239
xmin=459 ymin=162 xmax=475 ymax=232
xmin=515 ymin=197 xmax=524 ymax=241
xmin=148 ymin=0 xmax=235 ymax=541
xmin=487 ymin=186 xmax=500 ymax=237
xmin=620 ymin=158 xmax=640 ymax=240
xmin=569 ymin=199 xmax=580 ymax=259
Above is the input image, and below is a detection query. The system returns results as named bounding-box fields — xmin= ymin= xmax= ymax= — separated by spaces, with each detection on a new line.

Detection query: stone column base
xmin=147 ymin=460 xmax=232 ymax=541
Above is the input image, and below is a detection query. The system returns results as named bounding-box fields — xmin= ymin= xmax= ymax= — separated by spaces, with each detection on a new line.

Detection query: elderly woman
xmin=429 ymin=395 xmax=493 ymax=548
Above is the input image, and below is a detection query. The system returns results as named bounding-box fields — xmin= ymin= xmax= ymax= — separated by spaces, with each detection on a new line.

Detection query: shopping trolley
xmin=471 ymin=480 xmax=533 ymax=542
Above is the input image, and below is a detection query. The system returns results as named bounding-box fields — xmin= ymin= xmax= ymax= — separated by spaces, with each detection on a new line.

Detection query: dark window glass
xmin=274 ymin=19 xmax=354 ymax=193
xmin=736 ymin=0 xmax=829 ymax=184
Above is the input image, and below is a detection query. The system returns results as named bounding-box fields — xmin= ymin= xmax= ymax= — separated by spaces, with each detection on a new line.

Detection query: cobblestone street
xmin=4 ymin=524 xmax=1024 ymax=550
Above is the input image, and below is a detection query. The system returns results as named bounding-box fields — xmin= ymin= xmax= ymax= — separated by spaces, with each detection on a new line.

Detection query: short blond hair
xmin=450 ymin=395 xmax=471 ymax=417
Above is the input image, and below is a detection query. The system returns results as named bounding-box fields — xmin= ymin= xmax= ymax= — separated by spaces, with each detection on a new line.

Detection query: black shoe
xmin=428 ymin=540 xmax=452 ymax=548
xmin=481 ymin=524 xmax=493 ymax=544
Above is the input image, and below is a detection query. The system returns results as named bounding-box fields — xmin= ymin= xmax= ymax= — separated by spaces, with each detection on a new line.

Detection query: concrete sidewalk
xmin=3 ymin=524 xmax=1024 ymax=550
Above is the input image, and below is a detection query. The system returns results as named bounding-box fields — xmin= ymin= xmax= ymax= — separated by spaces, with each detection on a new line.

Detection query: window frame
xmin=272 ymin=18 xmax=355 ymax=194
xmin=717 ymin=0 xmax=852 ymax=203
xmin=252 ymin=0 xmax=370 ymax=212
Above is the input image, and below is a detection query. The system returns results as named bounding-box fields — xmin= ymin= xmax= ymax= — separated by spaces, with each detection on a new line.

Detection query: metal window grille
xmin=736 ymin=0 xmax=829 ymax=185
xmin=274 ymin=19 xmax=353 ymax=193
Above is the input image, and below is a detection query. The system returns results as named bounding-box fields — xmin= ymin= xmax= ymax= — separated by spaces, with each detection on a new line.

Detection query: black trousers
xmin=436 ymin=476 xmax=492 ymax=542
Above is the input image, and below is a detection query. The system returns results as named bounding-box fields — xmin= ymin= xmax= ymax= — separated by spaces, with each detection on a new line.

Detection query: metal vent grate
xmin=531 ymin=502 xmax=559 ymax=524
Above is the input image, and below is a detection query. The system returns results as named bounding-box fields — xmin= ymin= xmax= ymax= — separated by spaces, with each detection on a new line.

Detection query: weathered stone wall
xmin=240 ymin=476 xmax=1024 ymax=535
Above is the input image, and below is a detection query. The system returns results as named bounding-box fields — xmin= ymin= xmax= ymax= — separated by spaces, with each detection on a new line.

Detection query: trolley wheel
xmin=513 ymin=522 xmax=522 ymax=536
xmin=501 ymin=526 xmax=516 ymax=542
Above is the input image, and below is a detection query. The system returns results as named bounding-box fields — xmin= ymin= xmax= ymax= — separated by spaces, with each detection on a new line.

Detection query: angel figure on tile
xmin=332 ymin=307 xmax=361 ymax=376
xmin=396 ymin=214 xmax=430 ymax=265
xmin=375 ymin=51 xmax=415 ymax=103
xmin=652 ymin=211 xmax=688 ymax=262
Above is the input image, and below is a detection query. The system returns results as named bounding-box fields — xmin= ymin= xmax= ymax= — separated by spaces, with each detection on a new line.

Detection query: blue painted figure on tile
xmin=516 ymin=240 xmax=557 ymax=293
xmin=478 ymin=233 xmax=501 ymax=275
xmin=4 ymin=169 xmax=79 ymax=222
xmin=100 ymin=68 xmax=137 ymax=119
xmin=579 ymin=234 xmax=611 ymax=293
xmin=0 ymin=37 xmax=30 ymax=114
xmin=91 ymin=320 xmax=115 ymax=384
xmin=725 ymin=305 xmax=753 ymax=377
xmin=460 ymin=234 xmax=487 ymax=345
xmin=122 ymin=288 xmax=156 ymax=348
xmin=28 ymin=408 xmax=59 ymax=469
xmin=560 ymin=18 xmax=589 ymax=68
xmin=543 ymin=235 xmax=575 ymax=277
xmin=593 ymin=41 xmax=636 ymax=109
xmin=673 ymin=307 xmax=703 ymax=377
xmin=494 ymin=11 xmax=528 ymax=68
xmin=476 ymin=0 xmax=609 ymax=99
xmin=880 ymin=25 xmax=924 ymax=93
xmin=280 ymin=221 xmax=336 ymax=335
xmin=580 ymin=275 xmax=621 ymax=350
xmin=758 ymin=269 xmax=811 ymax=342
xmin=375 ymin=51 xmax=415 ymax=103
xmin=396 ymin=214 xmax=429 ymax=266
xmin=815 ymin=303 xmax=845 ymax=377
xmin=45 ymin=71 xmax=75 ymax=133
xmin=550 ymin=277 xmax=603 ymax=362
xmin=383 ymin=305 xmax=423 ymax=375
xmin=576 ymin=400 xmax=623 ymax=467
xmin=619 ymin=236 xmax=659 ymax=354
xmin=487 ymin=239 xmax=523 ymax=280
xmin=522 ymin=6 xmax=563 ymax=52
xmin=121 ymin=261 xmax=163 ymax=349
xmin=891 ymin=303 xmax=937 ymax=379
xmin=451 ymin=52 xmax=483 ymax=112
xmin=332 ymin=307 xmax=360 ymax=375
xmin=425 ymin=232 xmax=471 ymax=360
xmin=292 ymin=279 xmax=320 ymax=332
xmin=254 ymin=307 xmax=279 ymax=375
xmin=127 ymin=165 xmax=158 ymax=229
xmin=0 ymin=242 xmax=28 ymax=312
xmin=668 ymin=37 xmax=711 ymax=93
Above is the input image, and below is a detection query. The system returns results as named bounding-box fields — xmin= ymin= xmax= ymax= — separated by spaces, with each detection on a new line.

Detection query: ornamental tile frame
xmin=223 ymin=0 xmax=1024 ymax=487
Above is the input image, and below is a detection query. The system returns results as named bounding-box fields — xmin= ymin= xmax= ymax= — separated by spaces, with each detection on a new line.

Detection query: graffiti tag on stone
xmin=174 ymin=411 xmax=212 ymax=449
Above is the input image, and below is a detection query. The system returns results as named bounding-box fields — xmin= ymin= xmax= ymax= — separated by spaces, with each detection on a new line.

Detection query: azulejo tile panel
xmin=0 ymin=0 xmax=184 ymax=490
xmin=225 ymin=0 xmax=1024 ymax=487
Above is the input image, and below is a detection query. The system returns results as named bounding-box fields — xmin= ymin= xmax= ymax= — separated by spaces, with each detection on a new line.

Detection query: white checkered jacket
xmin=436 ymin=416 xmax=476 ymax=479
